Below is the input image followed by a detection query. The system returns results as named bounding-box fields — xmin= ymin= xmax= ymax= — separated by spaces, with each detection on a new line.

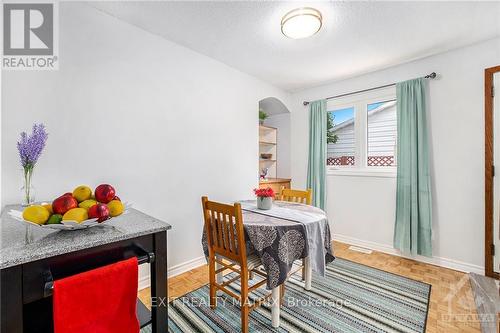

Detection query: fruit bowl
xmin=8 ymin=202 xmax=131 ymax=231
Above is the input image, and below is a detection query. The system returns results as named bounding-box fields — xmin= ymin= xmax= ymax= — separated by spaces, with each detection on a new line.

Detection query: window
xmin=327 ymin=107 xmax=355 ymax=166
xmin=367 ymin=100 xmax=397 ymax=167
xmin=326 ymin=86 xmax=397 ymax=174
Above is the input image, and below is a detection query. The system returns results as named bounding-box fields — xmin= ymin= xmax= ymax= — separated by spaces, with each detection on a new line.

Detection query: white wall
xmin=1 ymin=3 xmax=290 ymax=277
xmin=265 ymin=113 xmax=291 ymax=178
xmin=291 ymin=38 xmax=500 ymax=273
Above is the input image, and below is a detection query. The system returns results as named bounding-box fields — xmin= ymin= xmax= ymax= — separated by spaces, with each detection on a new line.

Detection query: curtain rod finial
xmin=426 ymin=72 xmax=437 ymax=79
xmin=303 ymin=101 xmax=309 ymax=106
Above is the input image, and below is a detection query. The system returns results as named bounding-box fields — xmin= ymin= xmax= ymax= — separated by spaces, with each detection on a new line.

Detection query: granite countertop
xmin=0 ymin=205 xmax=171 ymax=269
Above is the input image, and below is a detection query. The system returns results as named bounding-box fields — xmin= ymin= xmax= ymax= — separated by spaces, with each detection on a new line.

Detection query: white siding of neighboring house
xmin=328 ymin=102 xmax=396 ymax=159
xmin=367 ymin=103 xmax=397 ymax=157
xmin=328 ymin=122 xmax=355 ymax=157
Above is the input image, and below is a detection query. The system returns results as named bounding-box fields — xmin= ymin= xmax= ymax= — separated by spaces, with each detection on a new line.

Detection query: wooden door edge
xmin=485 ymin=65 xmax=500 ymax=278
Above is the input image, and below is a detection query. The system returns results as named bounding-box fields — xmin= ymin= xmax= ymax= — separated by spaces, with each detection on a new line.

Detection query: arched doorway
xmin=258 ymin=97 xmax=291 ymax=181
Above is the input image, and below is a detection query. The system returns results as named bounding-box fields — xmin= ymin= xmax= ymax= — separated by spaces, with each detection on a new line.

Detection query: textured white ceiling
xmin=89 ymin=1 xmax=500 ymax=91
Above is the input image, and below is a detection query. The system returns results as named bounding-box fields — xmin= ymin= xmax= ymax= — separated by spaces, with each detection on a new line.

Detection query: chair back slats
xmin=227 ymin=213 xmax=236 ymax=254
xmin=221 ymin=211 xmax=231 ymax=253
xmin=280 ymin=188 xmax=313 ymax=205
xmin=202 ymin=197 xmax=246 ymax=263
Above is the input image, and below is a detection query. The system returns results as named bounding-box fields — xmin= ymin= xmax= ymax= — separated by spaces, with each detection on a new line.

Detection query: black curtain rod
xmin=303 ymin=72 xmax=437 ymax=106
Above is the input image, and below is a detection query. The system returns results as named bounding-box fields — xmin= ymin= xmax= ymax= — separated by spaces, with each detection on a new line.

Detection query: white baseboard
xmin=333 ymin=234 xmax=485 ymax=275
xmin=138 ymin=256 xmax=206 ymax=290
xmin=168 ymin=256 xmax=207 ymax=278
xmin=138 ymin=271 xmax=150 ymax=290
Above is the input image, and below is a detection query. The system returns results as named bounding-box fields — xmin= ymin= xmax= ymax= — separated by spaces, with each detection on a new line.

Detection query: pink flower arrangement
xmin=253 ymin=187 xmax=274 ymax=198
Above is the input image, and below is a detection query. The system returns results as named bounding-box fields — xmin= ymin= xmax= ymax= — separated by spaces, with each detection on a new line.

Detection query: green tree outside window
xmin=327 ymin=113 xmax=338 ymax=144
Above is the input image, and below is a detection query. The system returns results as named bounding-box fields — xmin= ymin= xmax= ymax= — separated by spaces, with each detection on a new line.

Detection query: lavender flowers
xmin=17 ymin=123 xmax=48 ymax=205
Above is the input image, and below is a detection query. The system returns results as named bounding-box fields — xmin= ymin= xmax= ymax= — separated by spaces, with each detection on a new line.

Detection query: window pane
xmin=367 ymin=100 xmax=397 ymax=167
xmin=327 ymin=107 xmax=355 ymax=166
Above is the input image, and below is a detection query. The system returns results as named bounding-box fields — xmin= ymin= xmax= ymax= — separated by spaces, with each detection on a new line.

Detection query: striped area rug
xmin=142 ymin=258 xmax=431 ymax=333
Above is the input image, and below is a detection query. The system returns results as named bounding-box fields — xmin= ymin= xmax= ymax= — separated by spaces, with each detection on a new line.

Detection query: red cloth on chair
xmin=53 ymin=257 xmax=140 ymax=333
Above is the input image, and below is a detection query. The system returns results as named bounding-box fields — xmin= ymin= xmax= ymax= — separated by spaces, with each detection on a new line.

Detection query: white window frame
xmin=327 ymin=86 xmax=397 ymax=177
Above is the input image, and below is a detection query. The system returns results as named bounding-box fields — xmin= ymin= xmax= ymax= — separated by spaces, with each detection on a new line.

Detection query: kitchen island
xmin=0 ymin=205 xmax=171 ymax=333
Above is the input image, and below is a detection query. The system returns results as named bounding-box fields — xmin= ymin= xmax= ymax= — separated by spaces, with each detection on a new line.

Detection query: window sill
xmin=327 ymin=168 xmax=397 ymax=178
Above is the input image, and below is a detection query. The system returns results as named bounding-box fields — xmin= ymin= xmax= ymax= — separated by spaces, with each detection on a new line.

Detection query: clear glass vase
xmin=21 ymin=168 xmax=35 ymax=206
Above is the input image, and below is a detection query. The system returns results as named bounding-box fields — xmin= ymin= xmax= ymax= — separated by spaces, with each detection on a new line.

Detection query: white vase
xmin=257 ymin=197 xmax=272 ymax=210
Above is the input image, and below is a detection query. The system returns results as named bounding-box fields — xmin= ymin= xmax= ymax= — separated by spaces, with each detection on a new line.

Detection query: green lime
xmin=47 ymin=214 xmax=63 ymax=225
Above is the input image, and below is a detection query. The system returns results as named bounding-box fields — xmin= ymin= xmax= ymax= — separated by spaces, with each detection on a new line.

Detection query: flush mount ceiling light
xmin=281 ymin=7 xmax=322 ymax=39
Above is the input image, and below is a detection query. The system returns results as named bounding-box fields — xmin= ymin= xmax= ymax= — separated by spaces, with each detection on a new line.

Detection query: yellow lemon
xmin=107 ymin=200 xmax=124 ymax=217
xmin=72 ymin=185 xmax=92 ymax=203
xmin=62 ymin=208 xmax=88 ymax=223
xmin=23 ymin=205 xmax=50 ymax=225
xmin=42 ymin=204 xmax=53 ymax=214
xmin=79 ymin=199 xmax=97 ymax=210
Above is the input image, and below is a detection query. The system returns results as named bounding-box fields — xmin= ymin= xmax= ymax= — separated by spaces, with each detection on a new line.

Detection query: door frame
xmin=485 ymin=65 xmax=500 ymax=278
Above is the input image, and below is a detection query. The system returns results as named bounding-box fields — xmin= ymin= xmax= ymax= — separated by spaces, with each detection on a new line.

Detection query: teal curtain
xmin=307 ymin=100 xmax=327 ymax=210
xmin=394 ymin=78 xmax=432 ymax=256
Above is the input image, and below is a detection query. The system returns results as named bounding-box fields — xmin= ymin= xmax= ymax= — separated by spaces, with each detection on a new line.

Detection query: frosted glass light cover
xmin=281 ymin=8 xmax=322 ymax=39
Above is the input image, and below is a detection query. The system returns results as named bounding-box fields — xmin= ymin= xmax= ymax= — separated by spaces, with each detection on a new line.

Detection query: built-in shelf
xmin=259 ymin=125 xmax=277 ymax=131
xmin=259 ymin=178 xmax=291 ymax=184
xmin=259 ymin=125 xmax=277 ymax=178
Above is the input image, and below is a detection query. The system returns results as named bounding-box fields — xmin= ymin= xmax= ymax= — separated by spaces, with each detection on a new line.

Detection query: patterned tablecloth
xmin=202 ymin=200 xmax=335 ymax=289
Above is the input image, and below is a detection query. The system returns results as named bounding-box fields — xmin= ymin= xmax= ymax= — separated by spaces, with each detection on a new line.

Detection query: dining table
xmin=202 ymin=199 xmax=335 ymax=328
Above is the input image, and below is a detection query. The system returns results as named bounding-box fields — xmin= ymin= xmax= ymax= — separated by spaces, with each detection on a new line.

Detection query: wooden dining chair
xmin=201 ymin=196 xmax=283 ymax=333
xmin=279 ymin=188 xmax=313 ymax=281
xmin=279 ymin=188 xmax=313 ymax=205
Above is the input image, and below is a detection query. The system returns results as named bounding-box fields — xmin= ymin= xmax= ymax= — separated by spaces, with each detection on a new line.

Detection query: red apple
xmin=52 ymin=195 xmax=78 ymax=215
xmin=88 ymin=203 xmax=110 ymax=222
xmin=94 ymin=184 xmax=116 ymax=203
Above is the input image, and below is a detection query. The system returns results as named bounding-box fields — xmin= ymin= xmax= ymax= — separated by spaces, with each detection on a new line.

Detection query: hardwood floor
xmin=138 ymin=241 xmax=482 ymax=332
